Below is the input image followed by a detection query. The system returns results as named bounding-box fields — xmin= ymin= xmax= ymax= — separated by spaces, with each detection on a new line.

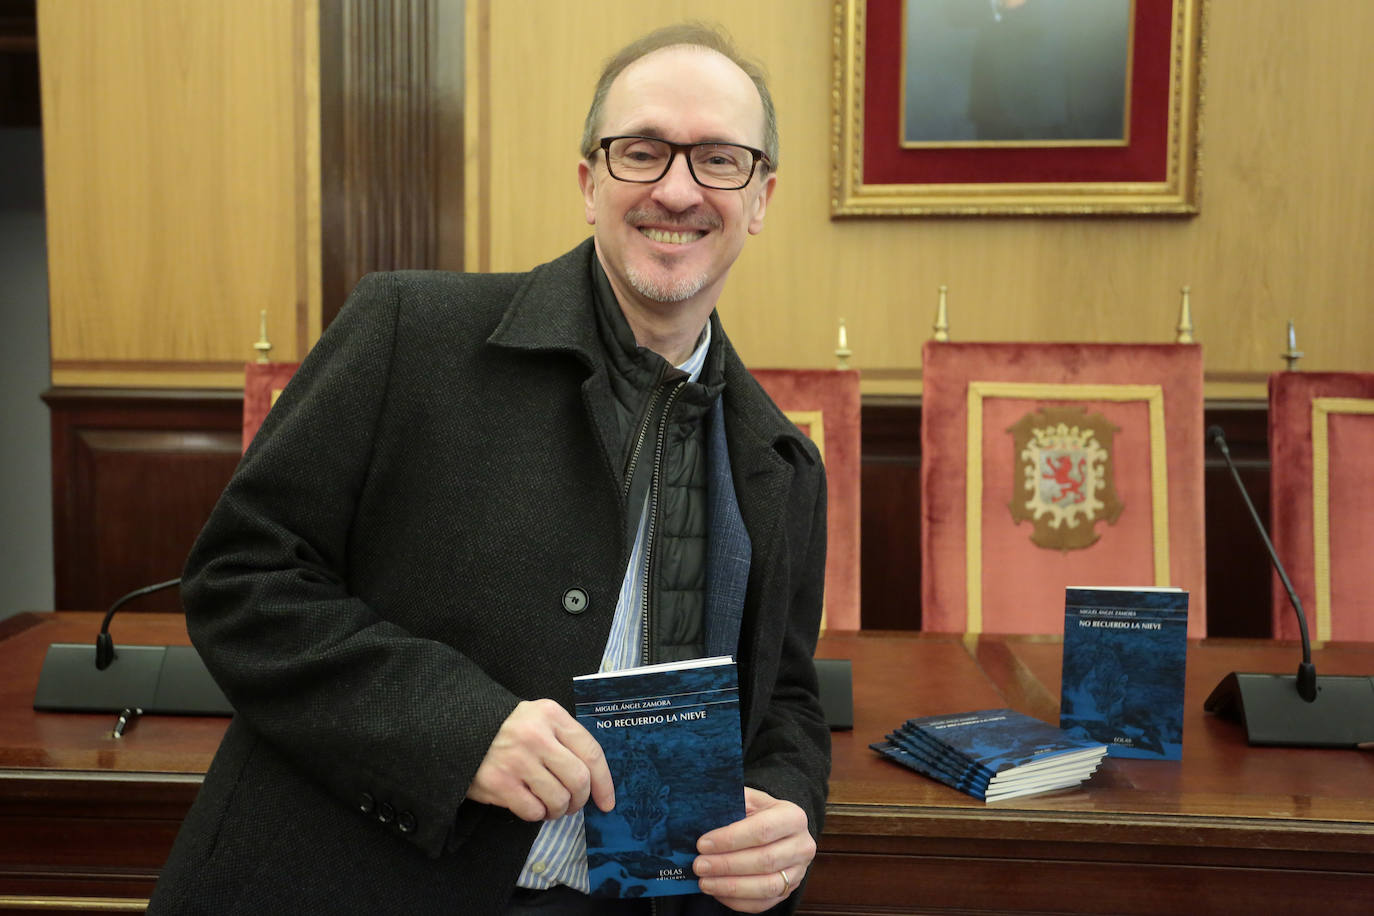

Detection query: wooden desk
xmin=811 ymin=631 xmax=1374 ymax=915
xmin=0 ymin=613 xmax=223 ymax=914
xmin=2 ymin=615 xmax=1372 ymax=914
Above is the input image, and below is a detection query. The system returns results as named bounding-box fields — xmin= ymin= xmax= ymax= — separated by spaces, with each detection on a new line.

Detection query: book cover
xmin=1059 ymin=586 xmax=1190 ymax=760
xmin=573 ymin=656 xmax=744 ymax=898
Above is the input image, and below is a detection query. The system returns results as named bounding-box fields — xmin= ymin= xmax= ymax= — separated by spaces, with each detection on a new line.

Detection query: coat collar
xmin=486 ymin=238 xmax=604 ymax=367
xmin=486 ymin=237 xmax=814 ymax=465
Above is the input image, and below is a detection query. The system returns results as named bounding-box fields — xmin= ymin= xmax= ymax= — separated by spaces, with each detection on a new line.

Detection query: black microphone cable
xmin=94 ymin=577 xmax=182 ymax=670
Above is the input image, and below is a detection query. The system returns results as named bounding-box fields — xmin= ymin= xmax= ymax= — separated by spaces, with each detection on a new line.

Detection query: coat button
xmin=561 ymin=587 xmax=589 ymax=614
xmin=397 ymin=810 xmax=417 ymax=834
xmin=377 ymin=802 xmax=396 ymax=825
xmin=358 ymin=793 xmax=375 ymax=815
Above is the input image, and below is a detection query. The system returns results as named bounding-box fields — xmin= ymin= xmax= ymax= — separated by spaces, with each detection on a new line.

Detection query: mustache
xmin=625 ymin=206 xmax=721 ymax=233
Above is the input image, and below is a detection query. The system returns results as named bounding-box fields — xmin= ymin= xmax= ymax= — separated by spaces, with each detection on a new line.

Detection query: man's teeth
xmin=641 ymin=227 xmax=703 ymax=245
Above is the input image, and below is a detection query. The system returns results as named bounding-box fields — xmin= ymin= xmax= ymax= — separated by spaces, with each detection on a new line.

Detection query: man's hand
xmin=466 ymin=699 xmax=615 ymax=821
xmin=692 ymin=787 xmax=816 ymax=912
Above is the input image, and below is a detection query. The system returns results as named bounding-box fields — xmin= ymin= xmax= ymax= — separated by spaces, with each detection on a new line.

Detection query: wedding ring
xmin=779 ymin=868 xmax=791 ymax=893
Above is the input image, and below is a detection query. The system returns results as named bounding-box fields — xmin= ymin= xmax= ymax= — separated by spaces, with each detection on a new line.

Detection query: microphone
xmin=33 ymin=578 xmax=233 ymax=716
xmin=1202 ymin=426 xmax=1374 ymax=746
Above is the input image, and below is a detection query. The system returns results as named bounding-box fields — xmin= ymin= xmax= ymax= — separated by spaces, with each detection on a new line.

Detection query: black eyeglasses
xmin=597 ymin=135 xmax=770 ymax=191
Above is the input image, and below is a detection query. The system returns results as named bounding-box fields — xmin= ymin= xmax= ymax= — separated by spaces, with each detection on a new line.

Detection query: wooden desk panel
xmin=2 ymin=616 xmax=1372 ymax=913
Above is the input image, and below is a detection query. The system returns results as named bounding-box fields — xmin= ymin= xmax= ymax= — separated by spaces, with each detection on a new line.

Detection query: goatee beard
xmin=626 ymin=264 xmax=710 ymax=303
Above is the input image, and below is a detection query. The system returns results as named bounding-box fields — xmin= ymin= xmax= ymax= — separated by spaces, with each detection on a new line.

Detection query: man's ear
xmin=578 ymin=160 xmax=597 ymax=226
xmin=747 ymin=171 xmax=777 ymax=235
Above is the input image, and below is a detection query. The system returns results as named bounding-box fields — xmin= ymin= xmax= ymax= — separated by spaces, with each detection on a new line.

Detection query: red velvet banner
xmin=751 ymin=369 xmax=862 ymax=630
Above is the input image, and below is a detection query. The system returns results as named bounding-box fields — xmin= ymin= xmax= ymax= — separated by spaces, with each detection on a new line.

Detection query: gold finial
xmin=932 ymin=285 xmax=950 ymax=342
xmin=1281 ymin=319 xmax=1304 ymax=371
xmin=1175 ymin=286 xmax=1195 ymax=343
xmin=253 ymin=309 xmax=273 ymax=364
xmin=835 ymin=318 xmax=853 ymax=370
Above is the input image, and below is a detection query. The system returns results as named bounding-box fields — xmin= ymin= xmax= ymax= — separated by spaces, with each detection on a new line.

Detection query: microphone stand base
xmin=1204 ymin=671 xmax=1374 ymax=747
xmin=33 ymin=643 xmax=233 ymax=716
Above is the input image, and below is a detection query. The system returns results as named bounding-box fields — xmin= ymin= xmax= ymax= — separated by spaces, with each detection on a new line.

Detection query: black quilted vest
xmin=590 ymin=260 xmax=726 ymax=664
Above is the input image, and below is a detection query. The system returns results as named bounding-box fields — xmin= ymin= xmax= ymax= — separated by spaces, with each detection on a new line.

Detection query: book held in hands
xmin=573 ymin=656 xmax=744 ymax=898
xmin=871 ymin=708 xmax=1107 ymax=802
xmin=1059 ymin=586 xmax=1189 ymax=760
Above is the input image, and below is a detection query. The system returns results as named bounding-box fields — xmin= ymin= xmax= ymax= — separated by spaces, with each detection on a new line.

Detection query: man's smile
xmin=639 ymin=227 xmax=705 ymax=245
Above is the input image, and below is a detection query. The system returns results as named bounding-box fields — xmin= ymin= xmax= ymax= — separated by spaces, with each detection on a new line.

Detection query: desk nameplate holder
xmin=814 ymin=657 xmax=853 ymax=731
xmin=33 ymin=643 xmax=233 ymax=716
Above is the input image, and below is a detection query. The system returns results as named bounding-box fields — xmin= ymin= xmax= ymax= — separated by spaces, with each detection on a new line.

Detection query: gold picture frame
xmin=832 ymin=0 xmax=1206 ymax=216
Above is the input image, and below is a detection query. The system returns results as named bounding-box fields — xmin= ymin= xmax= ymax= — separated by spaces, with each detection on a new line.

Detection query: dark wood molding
xmin=319 ymin=0 xmax=444 ymax=327
xmin=0 ymin=0 xmax=39 ymax=128
xmin=43 ymin=389 xmax=1274 ymax=638
xmin=858 ymin=401 xmax=924 ymax=631
xmin=43 ymin=389 xmax=242 ymax=614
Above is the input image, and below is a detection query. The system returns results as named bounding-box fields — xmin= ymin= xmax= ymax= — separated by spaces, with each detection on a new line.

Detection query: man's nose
xmin=651 ymin=153 xmax=706 ymax=210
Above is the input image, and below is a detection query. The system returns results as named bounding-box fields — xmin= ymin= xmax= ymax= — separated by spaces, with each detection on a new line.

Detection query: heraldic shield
xmin=1008 ymin=406 xmax=1124 ymax=551
xmin=920 ymin=340 xmax=1205 ymax=637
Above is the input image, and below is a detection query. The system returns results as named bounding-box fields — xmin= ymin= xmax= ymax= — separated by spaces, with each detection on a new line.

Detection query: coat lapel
xmin=485 ymin=239 xmax=626 ymax=521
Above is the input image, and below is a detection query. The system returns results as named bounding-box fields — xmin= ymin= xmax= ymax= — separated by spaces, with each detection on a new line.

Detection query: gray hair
xmin=580 ymin=22 xmax=778 ymax=173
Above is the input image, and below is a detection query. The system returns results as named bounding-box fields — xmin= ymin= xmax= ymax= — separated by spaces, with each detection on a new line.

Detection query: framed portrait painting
xmin=832 ymin=0 xmax=1206 ymax=216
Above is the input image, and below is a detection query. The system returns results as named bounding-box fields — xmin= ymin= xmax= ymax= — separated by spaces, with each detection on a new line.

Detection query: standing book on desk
xmin=1059 ymin=586 xmax=1189 ymax=760
xmin=573 ymin=656 xmax=744 ymax=898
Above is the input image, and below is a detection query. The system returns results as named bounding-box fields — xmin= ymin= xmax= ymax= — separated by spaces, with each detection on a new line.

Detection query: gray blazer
xmin=149 ymin=239 xmax=830 ymax=915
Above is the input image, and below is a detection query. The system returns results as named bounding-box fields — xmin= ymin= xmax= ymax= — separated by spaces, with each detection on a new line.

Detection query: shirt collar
xmin=677 ymin=321 xmax=711 ymax=383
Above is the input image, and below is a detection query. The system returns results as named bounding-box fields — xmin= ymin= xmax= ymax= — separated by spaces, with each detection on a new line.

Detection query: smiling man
xmin=150 ymin=23 xmax=829 ymax=916
xmin=577 ymin=37 xmax=776 ymax=365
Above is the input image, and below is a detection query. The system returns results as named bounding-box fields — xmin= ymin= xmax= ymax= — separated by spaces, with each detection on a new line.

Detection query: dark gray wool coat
xmin=148 ymin=239 xmax=830 ymax=915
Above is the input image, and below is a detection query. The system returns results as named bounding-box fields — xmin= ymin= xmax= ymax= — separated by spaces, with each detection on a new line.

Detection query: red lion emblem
xmin=1043 ymin=455 xmax=1087 ymax=504
xmin=1009 ymin=406 xmax=1123 ymax=550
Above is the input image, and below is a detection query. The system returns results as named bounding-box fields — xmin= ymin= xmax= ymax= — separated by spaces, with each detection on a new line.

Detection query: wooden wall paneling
xmin=464 ymin=1 xmax=1374 ymax=399
xmin=44 ymin=389 xmax=242 ymax=613
xmin=39 ymin=0 xmax=321 ymax=388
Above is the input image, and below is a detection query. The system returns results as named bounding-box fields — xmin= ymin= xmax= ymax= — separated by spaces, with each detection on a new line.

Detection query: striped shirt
xmin=514 ymin=323 xmax=711 ymax=892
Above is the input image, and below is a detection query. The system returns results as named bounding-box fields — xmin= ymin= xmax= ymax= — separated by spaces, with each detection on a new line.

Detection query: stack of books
xmin=870 ymin=708 xmax=1108 ymax=802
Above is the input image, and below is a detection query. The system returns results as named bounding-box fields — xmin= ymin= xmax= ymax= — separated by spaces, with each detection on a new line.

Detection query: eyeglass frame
xmin=596 ymin=135 xmax=772 ymax=191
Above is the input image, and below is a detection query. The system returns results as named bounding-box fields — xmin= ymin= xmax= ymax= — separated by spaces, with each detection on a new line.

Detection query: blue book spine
xmin=889 ymin=725 xmax=1000 ymax=784
xmin=869 ymin=741 xmax=996 ymax=800
xmin=884 ymin=732 xmax=995 ymax=790
xmin=573 ymin=662 xmax=744 ymax=899
xmin=1059 ymin=587 xmax=1189 ymax=760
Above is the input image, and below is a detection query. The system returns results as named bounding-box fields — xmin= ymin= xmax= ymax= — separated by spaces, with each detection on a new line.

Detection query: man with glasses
xmin=150 ymin=22 xmax=828 ymax=916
